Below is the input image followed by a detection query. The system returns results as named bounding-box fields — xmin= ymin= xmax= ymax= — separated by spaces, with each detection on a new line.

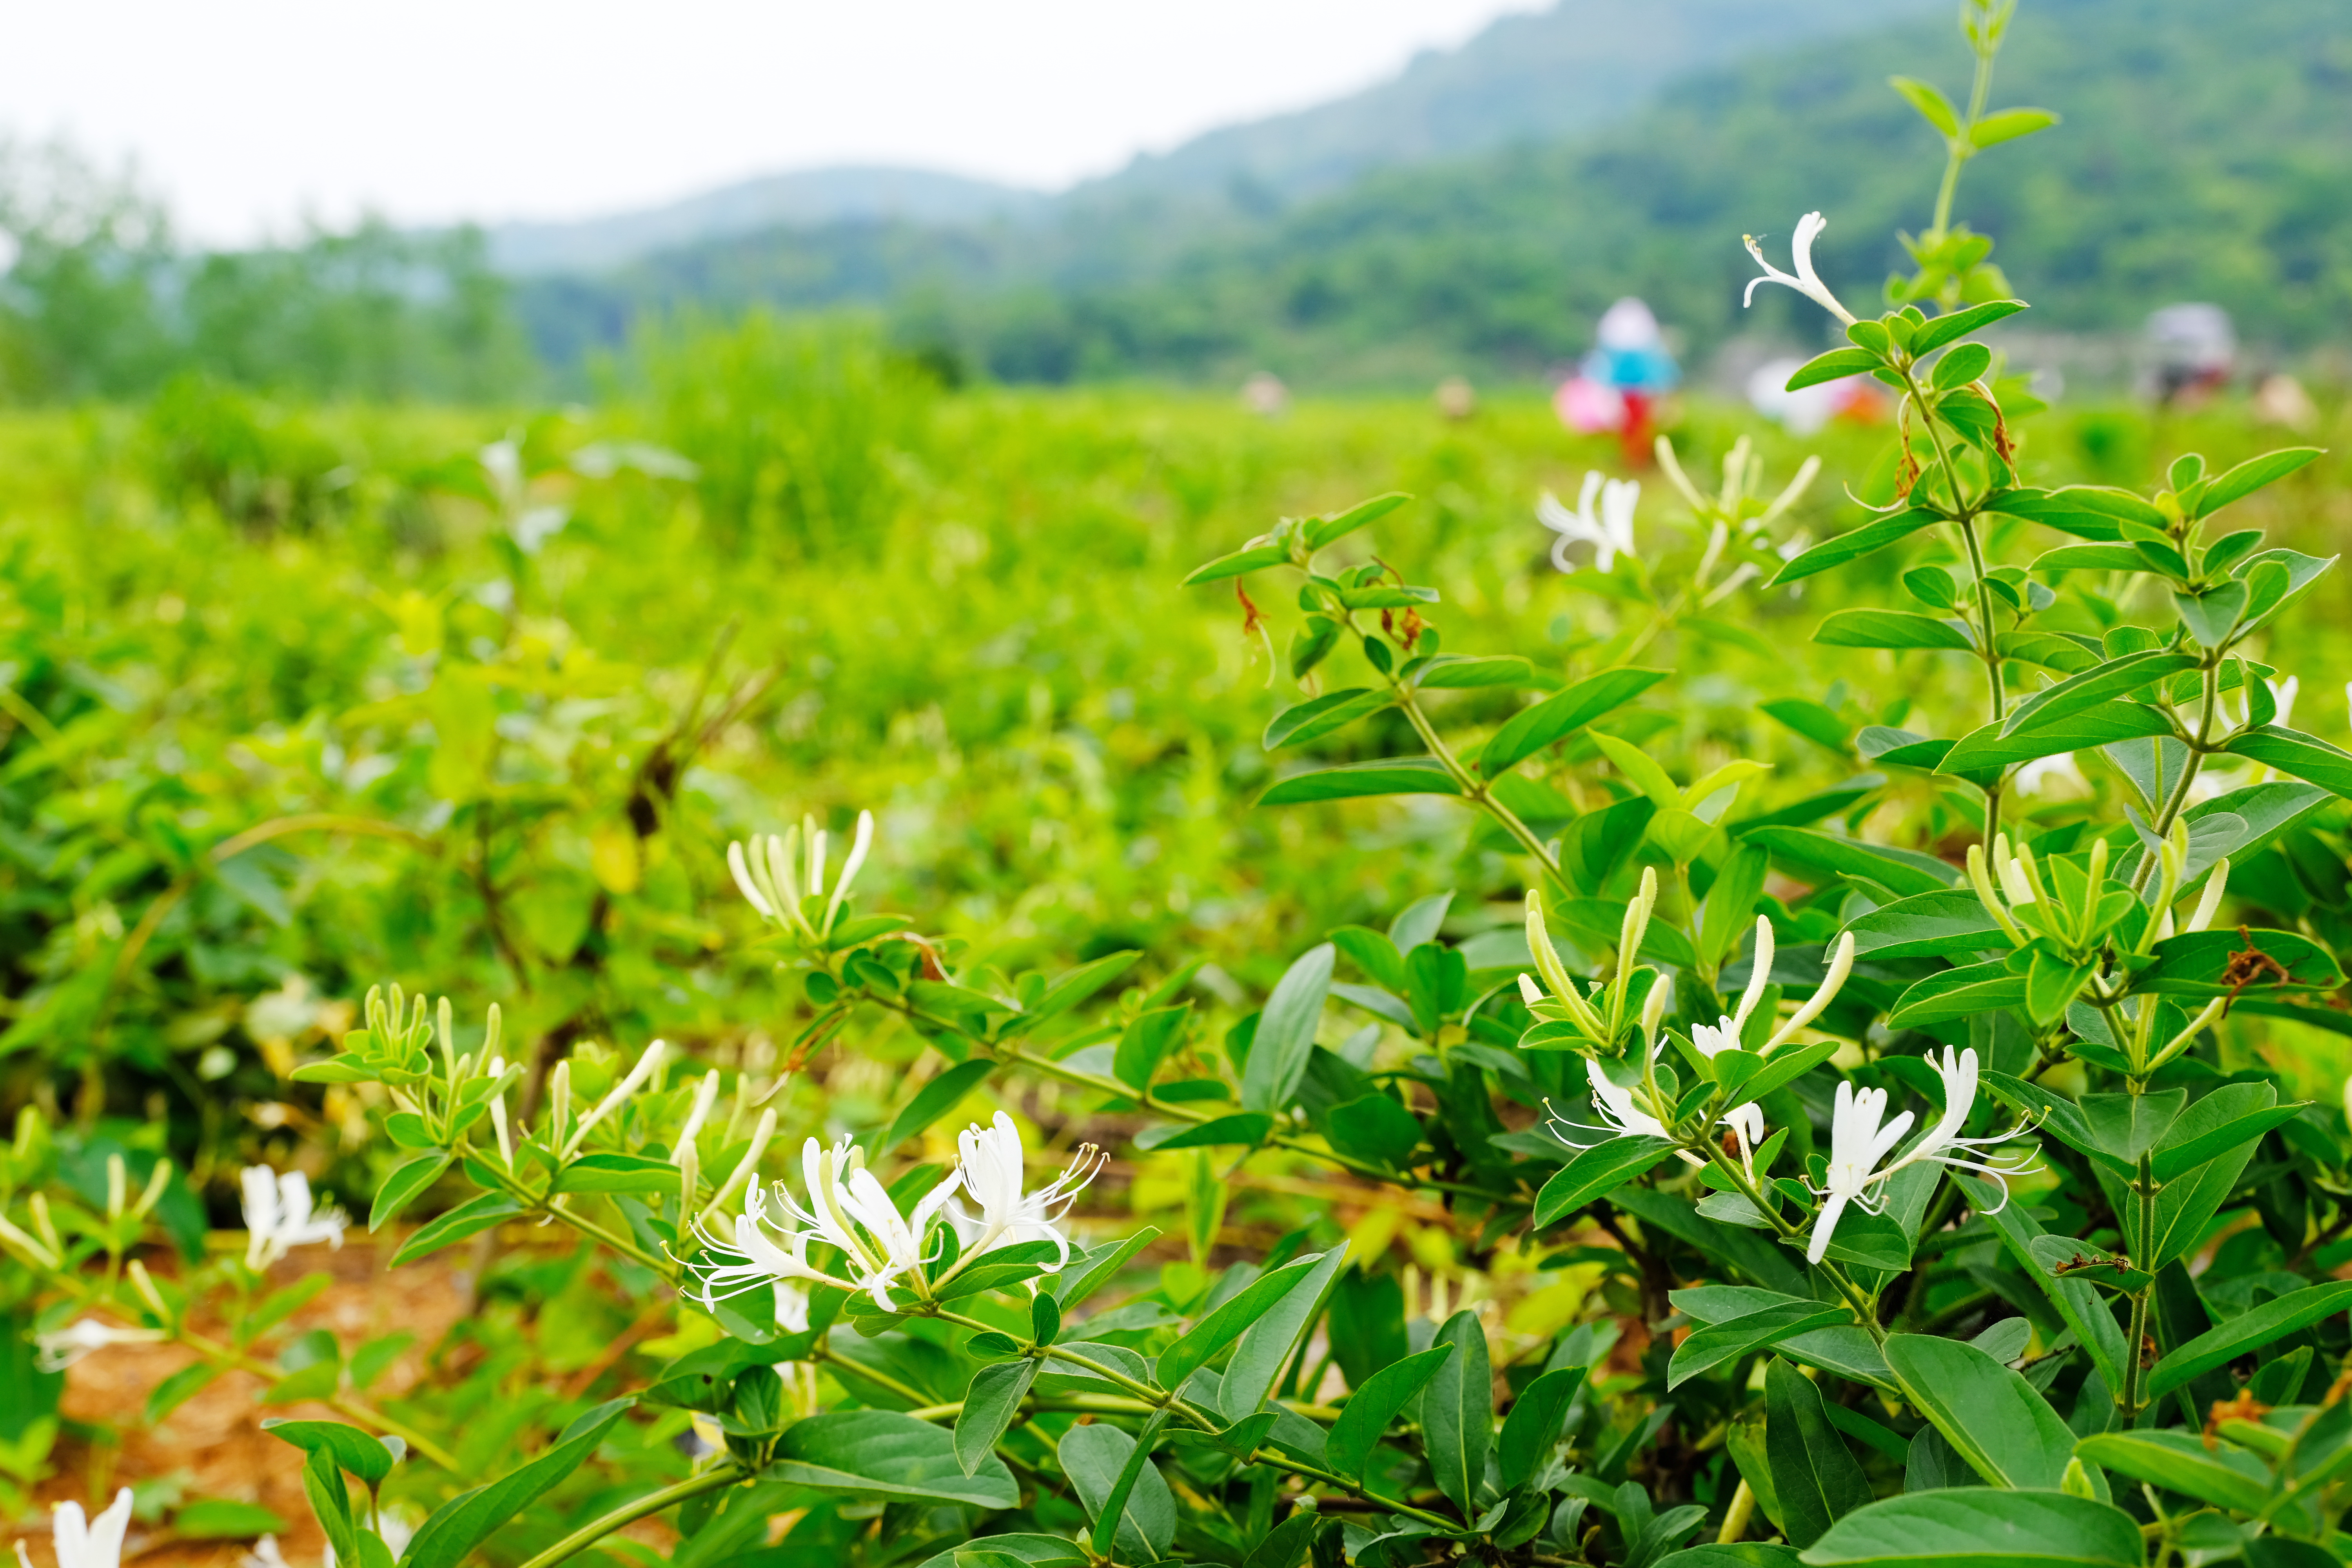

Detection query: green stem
xmin=1698 ymin=1142 xmax=1882 ymax=1340
xmin=2119 ymin=1150 xmax=2158 ymax=1420
xmin=513 ymin=1466 xmax=747 ymax=1568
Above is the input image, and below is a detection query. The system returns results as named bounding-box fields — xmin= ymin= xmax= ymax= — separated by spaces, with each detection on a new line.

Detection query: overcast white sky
xmin=2 ymin=1 xmax=1531 ymax=244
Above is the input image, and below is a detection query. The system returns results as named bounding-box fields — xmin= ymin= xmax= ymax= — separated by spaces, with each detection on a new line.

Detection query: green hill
xmin=521 ymin=0 xmax=2352 ymax=386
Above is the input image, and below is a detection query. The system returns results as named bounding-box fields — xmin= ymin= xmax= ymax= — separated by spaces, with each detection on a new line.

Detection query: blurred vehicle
xmin=2144 ymin=302 xmax=2235 ymax=407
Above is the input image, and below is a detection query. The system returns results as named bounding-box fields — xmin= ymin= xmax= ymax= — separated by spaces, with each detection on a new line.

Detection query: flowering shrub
xmin=7 ymin=4 xmax=2352 ymax=1567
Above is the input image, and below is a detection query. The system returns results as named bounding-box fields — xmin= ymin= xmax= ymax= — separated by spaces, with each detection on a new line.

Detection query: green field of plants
xmin=9 ymin=5 xmax=2352 ymax=1568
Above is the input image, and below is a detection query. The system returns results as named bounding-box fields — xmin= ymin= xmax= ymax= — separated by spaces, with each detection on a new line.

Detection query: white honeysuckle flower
xmin=1805 ymin=1048 xmax=2037 ymax=1265
xmin=1742 ymin=211 xmax=1858 ymax=327
xmin=687 ymin=1136 xmax=958 ymax=1312
xmin=1721 ymin=1102 xmax=1768 ymax=1177
xmin=947 ymin=1112 xmax=1106 ymax=1268
xmin=240 ymin=1166 xmax=348 ymax=1272
xmin=1537 ymin=471 xmax=1640 ymax=573
xmin=1582 ymin=1056 xmax=1670 ymax=1141
xmin=1758 ymin=932 xmax=1856 ymax=1054
xmin=34 ymin=1318 xmax=165 ymax=1373
xmin=2013 ymin=751 xmax=2084 ymax=797
xmin=1691 ymin=916 xmax=1776 ymax=1059
xmin=776 ymin=1281 xmax=811 ymax=1334
xmin=1806 ymin=1081 xmax=1915 ymax=1265
xmin=244 ymin=1537 xmax=292 ymax=1568
xmin=2270 ymin=676 xmax=2299 ymax=728
xmin=27 ymin=1489 xmax=133 ymax=1568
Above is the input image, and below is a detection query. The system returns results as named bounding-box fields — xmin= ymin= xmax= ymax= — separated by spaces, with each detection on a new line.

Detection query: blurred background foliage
xmin=0 ymin=0 xmax=2345 ymax=402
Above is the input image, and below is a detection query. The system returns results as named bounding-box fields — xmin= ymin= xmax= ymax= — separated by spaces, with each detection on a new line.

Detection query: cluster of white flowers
xmin=240 ymin=1165 xmax=348 ymax=1272
xmin=1536 ymin=471 xmax=1641 ymax=574
xmin=1808 ymin=1046 xmax=2040 ymax=1264
xmin=729 ymin=811 xmax=876 ymax=942
xmin=689 ymin=1112 xmax=1102 ymax=1313
xmin=33 ymin=1317 xmax=165 ymax=1374
xmin=18 ymin=1489 xmax=132 ymax=1568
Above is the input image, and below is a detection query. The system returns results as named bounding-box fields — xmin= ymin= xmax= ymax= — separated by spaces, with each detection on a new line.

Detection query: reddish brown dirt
xmin=14 ymin=1241 xmax=469 ymax=1568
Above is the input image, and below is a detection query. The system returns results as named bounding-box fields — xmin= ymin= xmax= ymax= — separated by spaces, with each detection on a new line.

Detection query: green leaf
xmin=552 ymin=1152 xmax=677 ymax=1194
xmin=1740 ymin=1040 xmax=1841 ymax=1105
xmin=1239 ymin=943 xmax=1335 ymax=1113
xmin=1882 ymin=1334 xmax=2076 ymax=1488
xmin=367 ymin=1153 xmax=450 ymax=1232
xmin=1842 ymin=890 xmax=2004 ymax=960
xmin=2002 ymin=650 xmax=2199 ymax=735
xmin=1325 ymin=1343 xmax=1456 ymax=1483
xmin=1813 ymin=610 xmax=1974 ymax=652
xmin=1050 ymin=1228 xmax=1160 ymax=1310
xmin=1479 ymin=670 xmax=1671 ymax=777
xmin=1059 ymin=1421 xmax=1175 ymax=1561
xmin=1800 ymin=1491 xmax=2142 ymax=1567
xmin=1033 ymin=951 xmax=1142 ymax=1019
xmin=2228 ymin=724 xmax=2352 ymax=800
xmin=1183 ymin=543 xmax=1288 ymax=585
xmin=953 ymin=1358 xmax=1038 ymax=1475
xmin=1222 ymin=1245 xmax=1350 ymax=1419
xmin=1955 ymin=1177 xmax=2128 ymax=1393
xmin=1787 ymin=348 xmax=1883 ymax=391
xmin=2071 ymin=1430 xmax=2269 ymax=1514
xmin=2174 ymin=581 xmax=2249 ymax=648
xmin=1305 ymin=492 xmax=1410 ymax=550
xmin=1886 ymin=959 xmax=2027 ymax=1027
xmin=1746 ymin=827 xmax=1959 ymax=897
xmin=913 ymin=1537 xmax=1087 ymax=1568
xmin=2078 ymin=1091 xmax=2184 ymax=1167
xmin=1423 ymin=1308 xmax=1492 ymax=1517
xmin=1324 ymin=1093 xmax=1423 ymax=1170
xmin=1941 ymin=703 xmax=2172 ymax=775
xmin=2149 ymin=1102 xmax=2302 ymax=1181
xmin=1670 ymin=1305 xmax=1850 ymax=1390
xmin=388 ymin=1193 xmax=519 ymax=1267
xmin=2139 ymin=926 xmax=2343 ymax=996
xmin=2198 ymin=447 xmax=2322 ymax=515
xmin=175 ymin=1499 xmax=291 ymax=1541
xmin=1888 ymin=75 xmax=1960 ymax=136
xmin=2145 ymin=1280 xmax=2352 ymax=1399
xmin=1969 ymin=107 xmax=2059 ymax=147
xmin=1911 ymin=301 xmax=2028 ymax=356
xmin=1766 ymin=1358 xmax=1871 ymax=1548
xmin=261 ymin=1419 xmax=399 ymax=1485
xmin=1258 ymin=757 xmax=1460 ymax=804
xmin=1415 ymin=653 xmax=1532 ymax=689
xmin=402 ymin=1399 xmax=632 ymax=1568
xmin=1156 ymin=1252 xmax=1325 ymax=1392
xmin=146 ymin=1361 xmax=222 ymax=1426
xmin=1134 ymin=1113 xmax=1274 ymax=1152
xmin=883 ymin=1059 xmax=997 ymax=1154
xmin=1497 ymin=1364 xmax=1587 ymax=1489
xmin=1533 ymin=1136 xmax=1678 ymax=1227
xmin=1265 ymin=688 xmax=1390 ymax=749
xmin=1769 ymin=509 xmax=1943 ymax=588
xmin=772 ymin=1409 xmax=1019 ymax=1507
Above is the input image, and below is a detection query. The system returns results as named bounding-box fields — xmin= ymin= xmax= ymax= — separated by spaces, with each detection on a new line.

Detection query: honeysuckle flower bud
xmin=1997 ymin=847 xmax=2038 ymax=907
xmin=731 ymin=810 xmax=877 ymax=938
xmin=1759 ymin=933 xmax=1855 ymax=1054
xmin=946 ymin=1112 xmax=1105 ymax=1268
xmin=2188 ymin=858 xmax=2231 ymax=934
xmin=1536 ymin=472 xmax=1640 ymax=574
xmin=562 ymin=1038 xmax=668 ymax=1158
xmin=1742 ymin=211 xmax=1858 ymax=327
xmin=823 ymin=811 xmax=876 ymax=931
xmin=34 ymin=1318 xmax=166 ymax=1373
xmin=1641 ymin=971 xmax=1673 ymax=1043
xmin=1522 ymin=893 xmax=1609 ymax=1042
xmin=240 ymin=1166 xmax=348 ymax=1271
xmin=674 ymin=1070 xmax=722 ymax=1165
xmin=29 ymin=1489 xmax=133 ymax=1568
xmin=1691 ymin=918 xmax=1775 ymax=1058
xmin=1517 ymin=973 xmax=1545 ymax=1008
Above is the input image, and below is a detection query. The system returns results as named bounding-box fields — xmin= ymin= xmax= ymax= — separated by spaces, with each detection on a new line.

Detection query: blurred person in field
xmin=1553 ymin=297 xmax=1679 ymax=464
xmin=2145 ymin=303 xmax=2234 ymax=409
xmin=1241 ymin=371 xmax=1290 ymax=417
xmin=1435 ymin=375 xmax=1476 ymax=421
